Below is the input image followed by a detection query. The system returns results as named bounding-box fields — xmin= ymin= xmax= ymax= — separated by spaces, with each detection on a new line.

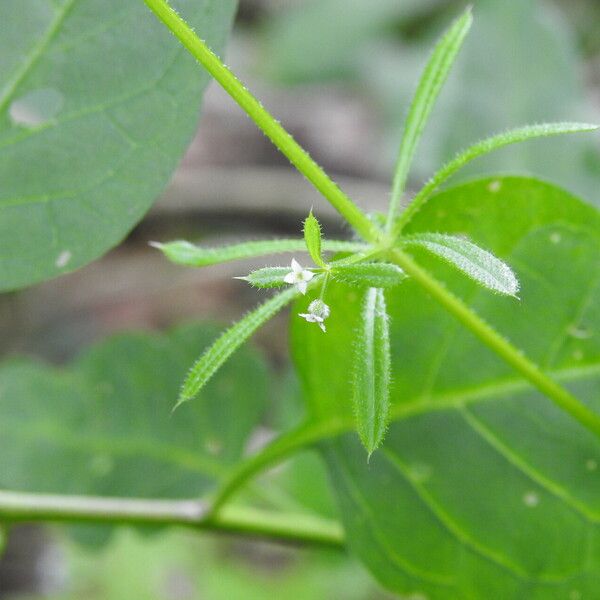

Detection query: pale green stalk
xmin=0 ymin=490 xmax=344 ymax=548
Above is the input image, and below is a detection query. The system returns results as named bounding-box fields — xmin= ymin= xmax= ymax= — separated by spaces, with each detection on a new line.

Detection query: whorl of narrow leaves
xmin=386 ymin=6 xmax=472 ymax=229
xmin=303 ymin=211 xmax=326 ymax=267
xmin=353 ymin=288 xmax=391 ymax=457
xmin=236 ymin=267 xmax=290 ymax=288
xmin=333 ymin=263 xmax=407 ymax=288
xmin=404 ymin=233 xmax=520 ymax=296
xmin=152 ymin=239 xmax=367 ymax=268
xmin=177 ymin=287 xmax=299 ymax=408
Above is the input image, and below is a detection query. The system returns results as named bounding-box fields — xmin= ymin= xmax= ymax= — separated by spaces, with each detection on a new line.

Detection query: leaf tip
xmin=148 ymin=241 xmax=164 ymax=250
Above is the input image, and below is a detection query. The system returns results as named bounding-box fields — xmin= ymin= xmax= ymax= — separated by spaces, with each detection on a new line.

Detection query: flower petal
xmin=291 ymin=258 xmax=303 ymax=273
xmin=297 ymin=280 xmax=308 ymax=295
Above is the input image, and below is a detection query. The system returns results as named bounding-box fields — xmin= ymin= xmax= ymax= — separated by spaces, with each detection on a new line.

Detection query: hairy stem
xmin=390 ymin=248 xmax=600 ymax=437
xmin=143 ymin=0 xmax=380 ymax=243
xmin=0 ymin=490 xmax=344 ymax=549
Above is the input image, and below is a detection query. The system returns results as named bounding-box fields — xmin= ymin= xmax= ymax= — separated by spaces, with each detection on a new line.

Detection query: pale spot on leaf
xmin=567 ymin=325 xmax=593 ymax=340
xmin=487 ymin=180 xmax=502 ymax=193
xmin=409 ymin=462 xmax=432 ymax=483
xmin=10 ymin=88 xmax=64 ymax=127
xmin=586 ymin=459 xmax=597 ymax=472
xmin=573 ymin=349 xmax=584 ymax=361
xmin=523 ymin=491 xmax=539 ymax=507
xmin=55 ymin=250 xmax=72 ymax=268
xmin=550 ymin=232 xmax=562 ymax=244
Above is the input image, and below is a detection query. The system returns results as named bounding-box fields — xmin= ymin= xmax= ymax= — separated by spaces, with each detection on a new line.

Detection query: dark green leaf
xmin=292 ymin=176 xmax=600 ymax=597
xmin=0 ymin=0 xmax=237 ymax=290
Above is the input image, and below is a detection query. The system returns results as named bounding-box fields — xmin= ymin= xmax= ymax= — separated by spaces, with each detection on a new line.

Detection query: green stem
xmin=209 ymin=421 xmax=346 ymax=517
xmin=143 ymin=0 xmax=380 ymax=244
xmin=390 ymin=248 xmax=600 ymax=438
xmin=0 ymin=490 xmax=344 ymax=549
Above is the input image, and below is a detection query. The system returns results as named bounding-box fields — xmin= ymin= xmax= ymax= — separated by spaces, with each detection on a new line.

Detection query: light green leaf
xmin=395 ymin=122 xmax=598 ymax=231
xmin=292 ymin=176 xmax=600 ymax=597
xmin=179 ymin=287 xmax=299 ymax=408
xmin=353 ymin=288 xmax=391 ymax=456
xmin=0 ymin=0 xmax=237 ymax=291
xmin=333 ymin=263 xmax=406 ymax=288
xmin=237 ymin=266 xmax=290 ymax=288
xmin=0 ymin=323 xmax=269 ymax=539
xmin=403 ymin=233 xmax=519 ymax=296
xmin=386 ymin=7 xmax=472 ymax=228
xmin=303 ymin=211 xmax=325 ymax=267
xmin=154 ymin=239 xmax=368 ymax=268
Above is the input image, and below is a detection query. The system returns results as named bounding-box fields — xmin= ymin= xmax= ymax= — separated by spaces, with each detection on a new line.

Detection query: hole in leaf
xmin=9 ymin=88 xmax=64 ymax=127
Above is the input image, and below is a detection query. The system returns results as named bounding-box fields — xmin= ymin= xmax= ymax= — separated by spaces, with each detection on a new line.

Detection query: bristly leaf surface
xmin=304 ymin=211 xmax=326 ymax=267
xmin=153 ymin=239 xmax=367 ymax=267
xmin=333 ymin=263 xmax=407 ymax=288
xmin=353 ymin=288 xmax=391 ymax=456
xmin=386 ymin=7 xmax=472 ymax=229
xmin=237 ymin=267 xmax=290 ymax=288
xmin=178 ymin=286 xmax=299 ymax=408
xmin=403 ymin=233 xmax=519 ymax=296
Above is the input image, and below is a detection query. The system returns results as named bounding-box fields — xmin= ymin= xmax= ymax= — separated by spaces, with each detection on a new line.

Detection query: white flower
xmin=299 ymin=299 xmax=330 ymax=333
xmin=283 ymin=258 xmax=314 ymax=295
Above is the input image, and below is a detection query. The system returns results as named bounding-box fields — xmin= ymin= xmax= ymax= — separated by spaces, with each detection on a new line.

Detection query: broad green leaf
xmin=237 ymin=267 xmax=290 ymax=289
xmin=333 ymin=263 xmax=406 ymax=288
xmin=292 ymin=176 xmax=600 ymax=597
xmin=387 ymin=8 xmax=472 ymax=226
xmin=179 ymin=287 xmax=299 ymax=408
xmin=403 ymin=233 xmax=519 ymax=296
xmin=154 ymin=239 xmax=368 ymax=268
xmin=0 ymin=323 xmax=268 ymax=522
xmin=353 ymin=288 xmax=391 ymax=456
xmin=0 ymin=0 xmax=237 ymax=291
xmin=303 ymin=211 xmax=325 ymax=267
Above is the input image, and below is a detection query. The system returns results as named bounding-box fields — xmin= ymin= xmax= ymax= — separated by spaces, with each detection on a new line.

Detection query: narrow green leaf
xmin=236 ymin=267 xmax=290 ymax=288
xmin=403 ymin=233 xmax=519 ymax=296
xmin=152 ymin=239 xmax=369 ymax=268
xmin=395 ymin=122 xmax=599 ymax=233
xmin=178 ymin=286 xmax=299 ymax=408
xmin=303 ymin=211 xmax=326 ymax=267
xmin=333 ymin=263 xmax=407 ymax=288
xmin=353 ymin=288 xmax=391 ymax=456
xmin=386 ymin=7 xmax=473 ymax=230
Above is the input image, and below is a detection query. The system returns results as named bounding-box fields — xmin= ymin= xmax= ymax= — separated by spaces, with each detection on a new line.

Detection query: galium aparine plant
xmin=149 ymin=4 xmax=598 ymax=456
